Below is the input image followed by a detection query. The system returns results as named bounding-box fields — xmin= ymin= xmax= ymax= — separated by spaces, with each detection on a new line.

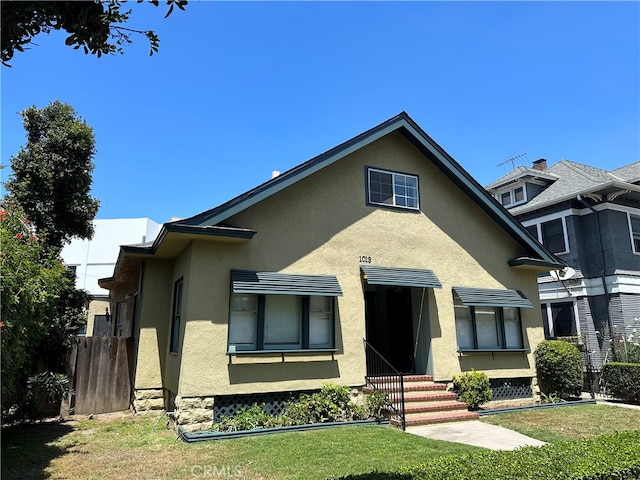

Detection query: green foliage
xmin=365 ymin=389 xmax=392 ymax=420
xmin=601 ymin=362 xmax=640 ymax=404
xmin=34 ymin=267 xmax=90 ymax=373
xmin=6 ymin=101 xmax=99 ymax=249
xmin=0 ymin=203 xmax=68 ymax=411
xmin=333 ymin=430 xmax=640 ymax=480
xmin=1 ymin=0 xmax=187 ymax=65
xmin=26 ymin=372 xmax=71 ymax=418
xmin=452 ymin=370 xmax=492 ymax=411
xmin=534 ymin=340 xmax=583 ymax=399
xmin=214 ymin=404 xmax=272 ymax=432
xmin=212 ymin=383 xmax=382 ymax=432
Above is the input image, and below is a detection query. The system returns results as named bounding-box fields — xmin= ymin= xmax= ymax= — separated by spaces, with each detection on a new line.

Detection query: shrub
xmin=365 ymin=389 xmax=392 ymax=420
xmin=534 ymin=340 xmax=582 ymax=399
xmin=214 ymin=404 xmax=271 ymax=432
xmin=332 ymin=430 xmax=640 ymax=480
xmin=601 ymin=362 xmax=640 ymax=404
xmin=26 ymin=372 xmax=70 ymax=418
xmin=451 ymin=370 xmax=492 ymax=411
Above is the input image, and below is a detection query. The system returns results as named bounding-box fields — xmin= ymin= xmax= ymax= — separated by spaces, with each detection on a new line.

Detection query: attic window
xmin=498 ymin=185 xmax=526 ymax=207
xmin=366 ymin=167 xmax=419 ymax=210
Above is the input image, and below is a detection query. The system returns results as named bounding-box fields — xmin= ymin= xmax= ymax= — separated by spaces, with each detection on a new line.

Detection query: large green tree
xmin=0 ymin=203 xmax=69 ymax=410
xmin=1 ymin=0 xmax=187 ymax=66
xmin=6 ymin=100 xmax=100 ymax=249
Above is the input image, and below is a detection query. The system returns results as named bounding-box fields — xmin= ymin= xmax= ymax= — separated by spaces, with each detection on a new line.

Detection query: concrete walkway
xmin=406 ymin=420 xmax=547 ymax=451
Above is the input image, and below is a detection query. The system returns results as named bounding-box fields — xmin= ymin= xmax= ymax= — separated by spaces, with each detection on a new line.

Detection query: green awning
xmin=453 ymin=286 xmax=533 ymax=308
xmin=361 ymin=265 xmax=442 ymax=288
xmin=231 ymin=270 xmax=343 ymax=296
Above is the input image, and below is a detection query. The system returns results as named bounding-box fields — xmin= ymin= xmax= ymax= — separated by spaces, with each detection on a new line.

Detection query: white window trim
xmin=367 ymin=167 xmax=420 ymax=211
xmin=522 ymin=215 xmax=570 ymax=254
xmin=497 ymin=183 xmax=528 ymax=208
xmin=626 ymin=212 xmax=640 ymax=255
xmin=543 ymin=300 xmax=580 ymax=338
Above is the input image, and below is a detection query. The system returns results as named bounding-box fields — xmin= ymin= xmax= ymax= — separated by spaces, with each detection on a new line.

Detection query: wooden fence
xmin=66 ymin=336 xmax=134 ymax=415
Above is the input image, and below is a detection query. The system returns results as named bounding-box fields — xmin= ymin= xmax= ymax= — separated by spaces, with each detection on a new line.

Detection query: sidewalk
xmin=406 ymin=420 xmax=547 ymax=451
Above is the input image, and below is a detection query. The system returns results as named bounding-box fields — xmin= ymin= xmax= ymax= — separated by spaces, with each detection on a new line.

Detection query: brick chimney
xmin=532 ymin=158 xmax=547 ymax=171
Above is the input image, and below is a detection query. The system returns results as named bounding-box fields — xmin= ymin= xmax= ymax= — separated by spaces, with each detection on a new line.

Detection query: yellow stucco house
xmin=100 ymin=112 xmax=563 ymax=431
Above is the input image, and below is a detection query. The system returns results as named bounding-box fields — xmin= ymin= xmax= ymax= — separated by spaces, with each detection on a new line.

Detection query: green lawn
xmin=481 ymin=404 xmax=640 ymax=443
xmin=1 ymin=415 xmax=481 ymax=480
xmin=3 ymin=404 xmax=640 ymax=480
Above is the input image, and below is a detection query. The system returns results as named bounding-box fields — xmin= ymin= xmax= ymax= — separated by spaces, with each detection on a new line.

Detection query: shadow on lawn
xmin=1 ymin=420 xmax=76 ymax=480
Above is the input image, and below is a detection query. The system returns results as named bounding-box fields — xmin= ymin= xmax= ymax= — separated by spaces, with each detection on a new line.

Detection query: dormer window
xmin=498 ymin=185 xmax=526 ymax=207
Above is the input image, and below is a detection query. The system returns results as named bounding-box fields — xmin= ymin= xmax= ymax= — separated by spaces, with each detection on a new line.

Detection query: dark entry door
xmin=365 ymin=287 xmax=414 ymax=373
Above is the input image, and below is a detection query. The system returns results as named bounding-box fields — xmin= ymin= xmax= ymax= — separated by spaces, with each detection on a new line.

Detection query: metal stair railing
xmin=363 ymin=338 xmax=406 ymax=430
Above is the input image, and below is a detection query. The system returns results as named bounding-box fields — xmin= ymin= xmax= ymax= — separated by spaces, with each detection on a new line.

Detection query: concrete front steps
xmin=367 ymin=374 xmax=479 ymax=427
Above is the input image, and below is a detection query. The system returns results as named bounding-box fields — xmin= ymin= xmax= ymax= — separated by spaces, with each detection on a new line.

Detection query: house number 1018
xmin=359 ymin=255 xmax=372 ymax=263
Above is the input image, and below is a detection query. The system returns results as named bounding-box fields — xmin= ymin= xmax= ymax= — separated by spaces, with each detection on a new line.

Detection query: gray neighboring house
xmin=486 ymin=159 xmax=640 ymax=370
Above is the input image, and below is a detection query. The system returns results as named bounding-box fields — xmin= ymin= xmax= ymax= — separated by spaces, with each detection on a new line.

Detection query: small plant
xmin=214 ymin=403 xmax=271 ymax=432
xmin=26 ymin=372 xmax=71 ymax=418
xmin=540 ymin=392 xmax=563 ymax=404
xmin=534 ymin=340 xmax=582 ymax=399
xmin=365 ymin=389 xmax=392 ymax=419
xmin=452 ymin=370 xmax=492 ymax=411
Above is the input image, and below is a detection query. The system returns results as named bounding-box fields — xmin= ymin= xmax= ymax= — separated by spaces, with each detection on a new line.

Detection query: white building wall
xmin=61 ymin=218 xmax=162 ymax=297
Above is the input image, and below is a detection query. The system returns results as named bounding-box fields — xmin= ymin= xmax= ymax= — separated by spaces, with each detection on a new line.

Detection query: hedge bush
xmin=534 ymin=340 xmax=582 ymax=398
xmin=212 ymin=383 xmax=387 ymax=432
xmin=331 ymin=430 xmax=640 ymax=480
xmin=601 ymin=362 xmax=640 ymax=404
xmin=451 ymin=370 xmax=492 ymax=411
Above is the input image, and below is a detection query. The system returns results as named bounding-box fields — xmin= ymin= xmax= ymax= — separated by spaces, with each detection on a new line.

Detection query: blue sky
xmin=2 ymin=1 xmax=639 ymax=223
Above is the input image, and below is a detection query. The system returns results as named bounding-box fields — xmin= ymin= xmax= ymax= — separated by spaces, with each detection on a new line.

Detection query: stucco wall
xmin=161 ymin=131 xmax=544 ymax=398
xmin=133 ymin=259 xmax=173 ymax=390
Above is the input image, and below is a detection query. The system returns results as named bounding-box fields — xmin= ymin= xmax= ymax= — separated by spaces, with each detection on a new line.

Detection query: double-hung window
xmin=228 ymin=270 xmax=342 ymax=352
xmin=628 ymin=213 xmax=640 ymax=254
xmin=453 ymin=287 xmax=531 ymax=351
xmin=524 ymin=217 xmax=569 ymax=254
xmin=366 ymin=167 xmax=419 ymax=210
xmin=499 ymin=186 xmax=525 ymax=207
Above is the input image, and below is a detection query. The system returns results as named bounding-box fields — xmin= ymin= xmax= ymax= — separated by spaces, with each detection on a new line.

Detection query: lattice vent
xmin=490 ymin=377 xmax=533 ymax=400
xmin=213 ymin=390 xmax=313 ymax=422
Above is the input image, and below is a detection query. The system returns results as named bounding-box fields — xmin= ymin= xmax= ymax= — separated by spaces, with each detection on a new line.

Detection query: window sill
xmin=226 ymin=348 xmax=338 ymax=364
xmin=457 ymin=348 xmax=529 ymax=358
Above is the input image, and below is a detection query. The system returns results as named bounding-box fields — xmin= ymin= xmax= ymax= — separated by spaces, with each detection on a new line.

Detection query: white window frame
xmin=496 ymin=184 xmax=528 ymax=208
xmin=227 ymin=294 xmax=335 ymax=352
xmin=454 ymin=301 xmax=525 ymax=351
xmin=541 ymin=300 xmax=580 ymax=338
xmin=522 ymin=215 xmax=570 ymax=254
xmin=367 ymin=167 xmax=420 ymax=211
xmin=627 ymin=212 xmax=640 ymax=255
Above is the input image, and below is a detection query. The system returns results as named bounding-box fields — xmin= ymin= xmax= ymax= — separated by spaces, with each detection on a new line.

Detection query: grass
xmin=4 ymin=404 xmax=640 ymax=479
xmin=1 ymin=414 xmax=482 ymax=480
xmin=481 ymin=404 xmax=640 ymax=443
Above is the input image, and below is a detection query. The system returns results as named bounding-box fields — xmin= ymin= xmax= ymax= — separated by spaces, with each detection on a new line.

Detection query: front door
xmin=365 ymin=286 xmax=414 ymax=373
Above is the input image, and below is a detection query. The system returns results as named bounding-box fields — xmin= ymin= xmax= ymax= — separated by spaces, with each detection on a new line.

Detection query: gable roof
xmin=507 ymin=160 xmax=640 ymax=215
xmin=105 ymin=112 xmax=564 ymax=277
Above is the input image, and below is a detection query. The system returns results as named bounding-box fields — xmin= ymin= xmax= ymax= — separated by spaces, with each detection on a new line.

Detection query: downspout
xmin=576 ymin=194 xmax=615 ymax=358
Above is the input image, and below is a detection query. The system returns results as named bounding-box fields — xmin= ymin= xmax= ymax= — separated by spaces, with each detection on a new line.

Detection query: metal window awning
xmin=452 ymin=286 xmax=533 ymax=308
xmin=361 ymin=265 xmax=442 ymax=289
xmin=231 ymin=270 xmax=343 ymax=296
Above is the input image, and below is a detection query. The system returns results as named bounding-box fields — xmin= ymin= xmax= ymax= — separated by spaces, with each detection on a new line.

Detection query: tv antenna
xmin=497 ymin=153 xmax=527 ymax=170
